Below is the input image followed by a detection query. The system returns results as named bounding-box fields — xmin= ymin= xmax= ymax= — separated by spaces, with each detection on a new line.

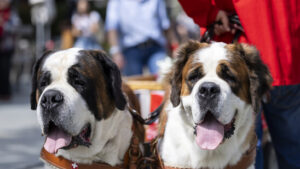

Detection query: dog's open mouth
xmin=43 ymin=121 xmax=91 ymax=154
xmin=194 ymin=111 xmax=236 ymax=150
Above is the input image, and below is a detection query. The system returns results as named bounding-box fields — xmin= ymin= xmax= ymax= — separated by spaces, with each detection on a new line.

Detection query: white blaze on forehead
xmin=37 ymin=48 xmax=88 ymax=136
xmin=194 ymin=42 xmax=228 ymax=75
xmin=43 ymin=48 xmax=82 ymax=80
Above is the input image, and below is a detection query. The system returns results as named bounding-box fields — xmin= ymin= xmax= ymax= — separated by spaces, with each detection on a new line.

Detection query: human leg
xmin=255 ymin=112 xmax=264 ymax=169
xmin=263 ymin=84 xmax=300 ymax=169
xmin=147 ymin=45 xmax=166 ymax=74
xmin=122 ymin=47 xmax=144 ymax=76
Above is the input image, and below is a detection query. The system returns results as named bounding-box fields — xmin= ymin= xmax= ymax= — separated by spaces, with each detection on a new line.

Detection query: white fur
xmin=57 ymin=108 xmax=133 ymax=166
xmin=160 ymin=43 xmax=255 ymax=169
xmin=157 ymin=57 xmax=174 ymax=82
xmin=37 ymin=48 xmax=134 ymax=167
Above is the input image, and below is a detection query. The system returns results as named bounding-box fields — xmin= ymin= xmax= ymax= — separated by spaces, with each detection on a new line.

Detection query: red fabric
xmin=178 ymin=0 xmax=300 ymax=86
xmin=179 ymin=0 xmax=219 ymax=27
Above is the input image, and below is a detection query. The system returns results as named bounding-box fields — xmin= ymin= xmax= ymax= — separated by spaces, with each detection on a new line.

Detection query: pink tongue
xmin=44 ymin=127 xmax=72 ymax=154
xmin=195 ymin=117 xmax=224 ymax=150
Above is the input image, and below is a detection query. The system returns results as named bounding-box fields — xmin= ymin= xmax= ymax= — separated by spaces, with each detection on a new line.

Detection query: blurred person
xmin=60 ymin=20 xmax=74 ymax=49
xmin=105 ymin=0 xmax=178 ymax=76
xmin=0 ymin=0 xmax=20 ymax=100
xmin=71 ymin=0 xmax=103 ymax=50
xmin=175 ymin=11 xmax=200 ymax=43
xmin=178 ymin=0 xmax=300 ymax=169
xmin=165 ymin=0 xmax=200 ymax=43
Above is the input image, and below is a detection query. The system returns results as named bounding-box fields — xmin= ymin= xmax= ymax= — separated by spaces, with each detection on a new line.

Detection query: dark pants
xmin=0 ymin=50 xmax=13 ymax=96
xmin=255 ymin=112 xmax=264 ymax=169
xmin=262 ymin=84 xmax=300 ymax=169
xmin=122 ymin=41 xmax=166 ymax=76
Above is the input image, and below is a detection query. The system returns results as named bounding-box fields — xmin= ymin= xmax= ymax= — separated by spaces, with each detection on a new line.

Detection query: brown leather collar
xmin=152 ymin=135 xmax=257 ymax=169
xmin=40 ymin=121 xmax=142 ymax=169
xmin=40 ymin=148 xmax=123 ymax=169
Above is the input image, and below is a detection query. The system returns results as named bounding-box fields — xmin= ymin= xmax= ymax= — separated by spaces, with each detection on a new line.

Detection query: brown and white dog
xmin=158 ymin=41 xmax=272 ymax=169
xmin=30 ymin=48 xmax=144 ymax=168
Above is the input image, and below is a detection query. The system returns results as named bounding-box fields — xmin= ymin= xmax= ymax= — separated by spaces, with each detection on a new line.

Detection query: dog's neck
xmin=160 ymin=102 xmax=254 ymax=169
xmin=57 ymin=108 xmax=133 ymax=166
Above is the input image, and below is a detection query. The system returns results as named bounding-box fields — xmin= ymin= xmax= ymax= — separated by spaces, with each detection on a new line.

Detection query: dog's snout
xmin=41 ymin=90 xmax=64 ymax=110
xmin=198 ymin=82 xmax=220 ymax=99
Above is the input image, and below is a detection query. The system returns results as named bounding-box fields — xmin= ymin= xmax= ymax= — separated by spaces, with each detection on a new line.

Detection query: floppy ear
xmin=169 ymin=40 xmax=205 ymax=107
xmin=237 ymin=43 xmax=273 ymax=113
xmin=89 ymin=50 xmax=127 ymax=110
xmin=30 ymin=51 xmax=53 ymax=110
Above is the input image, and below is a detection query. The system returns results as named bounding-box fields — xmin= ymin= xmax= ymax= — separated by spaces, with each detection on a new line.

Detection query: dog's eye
xmin=74 ymin=79 xmax=86 ymax=86
xmin=221 ymin=64 xmax=237 ymax=83
xmin=39 ymin=71 xmax=51 ymax=89
xmin=40 ymin=79 xmax=49 ymax=88
xmin=188 ymin=72 xmax=201 ymax=83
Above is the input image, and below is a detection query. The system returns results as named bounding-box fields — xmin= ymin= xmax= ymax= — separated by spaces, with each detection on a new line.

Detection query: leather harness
xmin=41 ymin=148 xmax=123 ymax=169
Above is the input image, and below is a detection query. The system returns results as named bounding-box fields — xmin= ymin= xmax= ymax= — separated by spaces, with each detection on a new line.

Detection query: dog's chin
xmin=43 ymin=121 xmax=92 ymax=154
xmin=193 ymin=111 xmax=236 ymax=150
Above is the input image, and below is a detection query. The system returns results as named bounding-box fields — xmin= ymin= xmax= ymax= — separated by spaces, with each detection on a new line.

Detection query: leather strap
xmin=41 ymin=148 xmax=123 ymax=169
xmin=200 ymin=14 xmax=244 ymax=43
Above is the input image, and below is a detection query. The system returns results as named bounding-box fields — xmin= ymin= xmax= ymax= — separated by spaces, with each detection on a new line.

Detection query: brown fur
xmin=181 ymin=60 xmax=204 ymax=96
xmin=80 ymin=51 xmax=121 ymax=119
xmin=216 ymin=59 xmax=251 ymax=104
xmin=226 ymin=43 xmax=273 ymax=113
xmin=78 ymin=53 xmax=116 ymax=119
xmin=122 ymin=83 xmax=145 ymax=141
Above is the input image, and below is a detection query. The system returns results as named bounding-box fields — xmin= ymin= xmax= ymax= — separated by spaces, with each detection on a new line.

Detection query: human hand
xmin=72 ymin=27 xmax=82 ymax=37
xmin=214 ymin=10 xmax=231 ymax=36
xmin=112 ymin=52 xmax=125 ymax=69
xmin=90 ymin=23 xmax=99 ymax=34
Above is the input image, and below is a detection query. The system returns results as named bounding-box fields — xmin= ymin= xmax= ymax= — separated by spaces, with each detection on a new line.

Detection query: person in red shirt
xmin=178 ymin=0 xmax=300 ymax=169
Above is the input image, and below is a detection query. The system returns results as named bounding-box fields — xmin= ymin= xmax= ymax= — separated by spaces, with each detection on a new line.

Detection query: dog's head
xmin=31 ymin=48 xmax=126 ymax=154
xmin=168 ymin=41 xmax=272 ymax=150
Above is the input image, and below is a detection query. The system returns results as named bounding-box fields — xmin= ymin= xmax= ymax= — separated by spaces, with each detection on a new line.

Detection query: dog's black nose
xmin=41 ymin=90 xmax=64 ymax=110
xmin=198 ymin=82 xmax=220 ymax=99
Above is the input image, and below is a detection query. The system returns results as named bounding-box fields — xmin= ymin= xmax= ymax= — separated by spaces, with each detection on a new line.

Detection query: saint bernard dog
xmin=30 ymin=48 xmax=144 ymax=168
xmin=158 ymin=41 xmax=272 ymax=169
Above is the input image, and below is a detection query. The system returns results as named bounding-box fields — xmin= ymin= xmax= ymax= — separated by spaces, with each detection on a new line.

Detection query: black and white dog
xmin=31 ymin=48 xmax=144 ymax=168
xmin=158 ymin=41 xmax=272 ymax=169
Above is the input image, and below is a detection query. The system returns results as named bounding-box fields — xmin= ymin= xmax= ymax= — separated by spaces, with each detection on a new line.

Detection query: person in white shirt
xmin=71 ymin=0 xmax=102 ymax=49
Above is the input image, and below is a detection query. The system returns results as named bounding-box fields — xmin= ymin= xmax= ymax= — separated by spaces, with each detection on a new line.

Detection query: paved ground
xmin=0 ymin=82 xmax=44 ymax=169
